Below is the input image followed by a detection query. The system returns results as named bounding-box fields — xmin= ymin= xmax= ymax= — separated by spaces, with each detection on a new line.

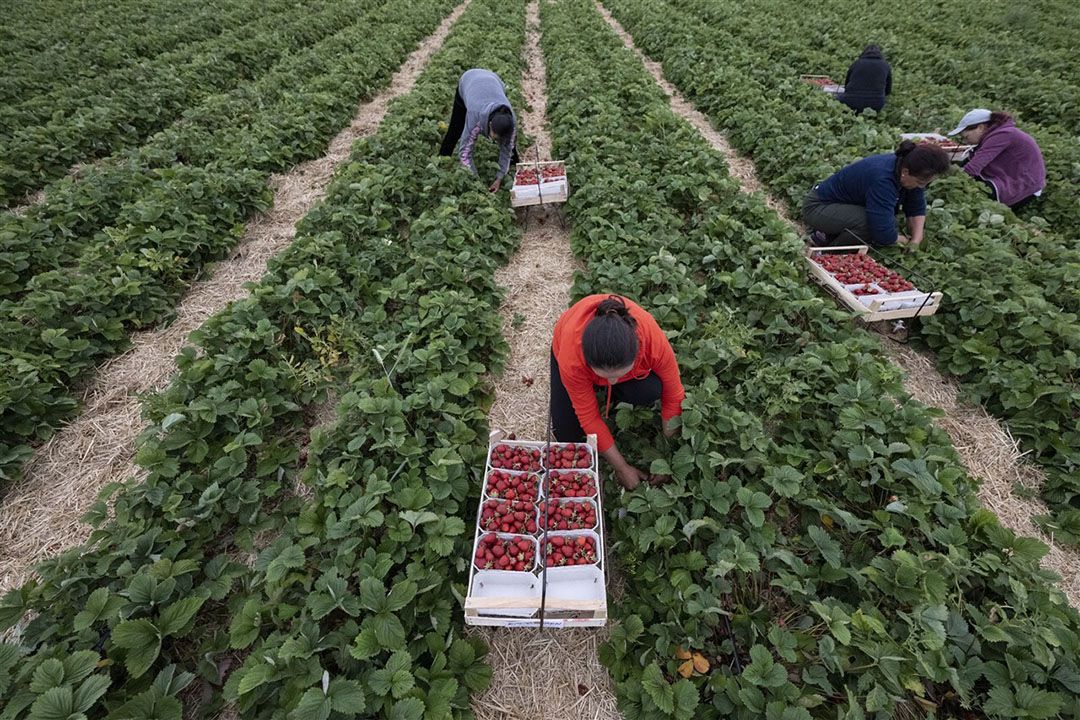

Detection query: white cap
xmin=948 ymin=108 xmax=992 ymax=136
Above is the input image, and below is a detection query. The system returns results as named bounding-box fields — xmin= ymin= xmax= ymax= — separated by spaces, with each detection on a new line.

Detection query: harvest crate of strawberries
xmin=899 ymin=132 xmax=975 ymax=162
xmin=509 ymin=160 xmax=569 ymax=207
xmin=464 ymin=431 xmax=607 ymax=627
xmin=805 ymin=245 xmax=943 ymax=321
xmin=799 ymin=74 xmax=844 ymax=96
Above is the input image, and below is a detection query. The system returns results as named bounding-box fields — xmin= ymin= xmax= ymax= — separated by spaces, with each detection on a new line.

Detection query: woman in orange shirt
xmin=550 ymin=295 xmax=685 ymax=490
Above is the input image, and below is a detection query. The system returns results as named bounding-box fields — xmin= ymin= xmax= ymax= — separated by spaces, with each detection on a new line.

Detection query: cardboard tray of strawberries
xmin=900 ymin=132 xmax=974 ymax=163
xmin=800 ymin=74 xmax=844 ymax=96
xmin=805 ymin=245 xmax=943 ymax=321
xmin=509 ymin=160 xmax=569 ymax=207
xmin=464 ymin=430 xmax=607 ymax=628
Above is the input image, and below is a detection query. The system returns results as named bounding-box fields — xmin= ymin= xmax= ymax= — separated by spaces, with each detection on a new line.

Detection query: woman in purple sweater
xmin=949 ymin=109 xmax=1046 ymax=210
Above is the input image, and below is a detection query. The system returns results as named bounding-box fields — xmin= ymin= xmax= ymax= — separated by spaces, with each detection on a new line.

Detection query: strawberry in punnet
xmin=479 ymin=499 xmax=537 ymax=534
xmin=548 ymin=470 xmax=597 ymax=499
xmin=545 ymin=442 xmax=592 ymax=470
xmin=474 ymin=533 xmax=535 ymax=571
xmin=490 ymin=444 xmax=542 ymax=471
xmin=539 ymin=500 xmax=597 ymax=530
xmin=814 ymin=253 xmax=915 ymax=292
xmin=485 ymin=470 xmax=540 ymax=502
xmin=545 ymin=534 xmax=599 ymax=567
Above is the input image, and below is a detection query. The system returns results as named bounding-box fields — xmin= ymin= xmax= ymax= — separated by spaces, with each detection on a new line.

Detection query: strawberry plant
xmin=543 ymin=1 xmax=1080 ymax=717
xmin=0 ymin=0 xmax=523 ymax=717
xmin=605 ymin=0 xmax=1080 ymax=540
xmin=0 ymin=0 xmax=464 ymax=493
xmin=0 ymin=0 xmax=385 ymax=205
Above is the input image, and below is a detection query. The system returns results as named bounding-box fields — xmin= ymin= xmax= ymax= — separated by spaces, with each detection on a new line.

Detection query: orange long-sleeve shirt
xmin=552 ymin=295 xmax=685 ymax=452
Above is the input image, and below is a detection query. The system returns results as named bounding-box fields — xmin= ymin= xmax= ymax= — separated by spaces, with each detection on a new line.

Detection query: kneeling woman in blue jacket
xmin=803 ymin=141 xmax=950 ymax=250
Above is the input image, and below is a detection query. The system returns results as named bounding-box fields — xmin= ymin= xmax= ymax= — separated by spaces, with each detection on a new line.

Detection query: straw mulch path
xmin=470 ymin=4 xmax=622 ymax=720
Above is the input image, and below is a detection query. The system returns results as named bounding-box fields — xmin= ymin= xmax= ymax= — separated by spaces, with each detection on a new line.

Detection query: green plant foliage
xmin=541 ymin=0 xmax=1080 ymax=717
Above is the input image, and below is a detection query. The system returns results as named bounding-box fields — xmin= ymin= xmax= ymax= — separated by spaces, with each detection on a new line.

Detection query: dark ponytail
xmin=989 ymin=111 xmax=1013 ymax=127
xmin=582 ymin=296 xmax=638 ymax=371
xmin=895 ymin=140 xmax=950 ymax=180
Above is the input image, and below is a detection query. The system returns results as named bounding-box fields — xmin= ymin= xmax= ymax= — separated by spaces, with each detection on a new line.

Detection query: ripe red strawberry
xmin=479 ymin=499 xmax=536 ymax=534
xmin=545 ymin=442 xmax=592 ymax=470
xmin=475 ymin=533 xmax=536 ymax=571
xmin=538 ymin=500 xmax=597 ymax=530
xmin=548 ymin=470 xmax=597 ymax=499
xmin=490 ymin=444 xmax=542 ymax=472
xmin=544 ymin=534 xmax=599 ymax=567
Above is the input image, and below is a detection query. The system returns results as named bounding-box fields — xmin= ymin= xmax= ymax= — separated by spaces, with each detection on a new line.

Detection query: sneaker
xmin=808 ymin=230 xmax=829 ymax=247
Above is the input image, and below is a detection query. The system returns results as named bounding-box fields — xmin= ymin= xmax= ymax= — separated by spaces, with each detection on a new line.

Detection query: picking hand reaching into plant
xmin=549 ymin=294 xmax=685 ymax=491
xmin=437 ymin=68 xmax=520 ymax=193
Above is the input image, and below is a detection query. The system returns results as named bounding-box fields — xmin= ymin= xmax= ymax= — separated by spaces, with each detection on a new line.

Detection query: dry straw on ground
xmin=471 ymin=4 xmax=621 ymax=720
xmin=0 ymin=0 xmax=475 ymax=595
xmin=469 ymin=627 xmax=623 ymax=720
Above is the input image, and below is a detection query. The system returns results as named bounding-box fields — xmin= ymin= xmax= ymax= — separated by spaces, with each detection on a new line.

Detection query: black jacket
xmin=843 ymin=48 xmax=892 ymax=103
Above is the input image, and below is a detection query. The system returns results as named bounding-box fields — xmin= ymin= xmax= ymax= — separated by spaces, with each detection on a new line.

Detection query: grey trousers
xmin=802 ymin=188 xmax=870 ymax=246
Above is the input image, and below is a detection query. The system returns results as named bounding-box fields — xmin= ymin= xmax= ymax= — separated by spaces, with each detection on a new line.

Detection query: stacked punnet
xmin=464 ymin=433 xmax=607 ymax=627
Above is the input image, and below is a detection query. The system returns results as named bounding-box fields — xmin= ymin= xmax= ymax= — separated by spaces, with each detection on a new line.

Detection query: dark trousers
xmin=838 ymin=93 xmax=885 ymax=114
xmin=438 ymin=89 xmax=520 ymax=164
xmin=439 ymin=89 xmax=468 ymax=156
xmin=802 ymin=188 xmax=871 ymax=246
xmin=549 ymin=351 xmax=662 ymax=442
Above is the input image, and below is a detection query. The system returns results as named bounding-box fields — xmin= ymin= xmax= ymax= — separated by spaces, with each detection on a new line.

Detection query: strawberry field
xmin=2 ymin=0 xmax=1080 ymax=719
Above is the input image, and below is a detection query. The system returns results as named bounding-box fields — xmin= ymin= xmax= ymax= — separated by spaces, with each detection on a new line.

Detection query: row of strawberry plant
xmin=665 ymin=0 xmax=1080 ymax=284
xmin=543 ymin=2 xmax=1080 ymax=718
xmin=0 ymin=0 xmax=458 ymax=493
xmin=219 ymin=1 xmax=534 ymax=712
xmin=603 ymin=0 xmax=1080 ymax=539
xmin=667 ymin=0 xmax=1080 ymax=136
xmin=0 ymin=0 xmax=270 ymax=109
xmin=699 ymin=0 xmax=1080 ymax=276
xmin=0 ymin=0 xmax=369 ymax=205
xmin=0 ymin=0 xmax=396 ymax=297
xmin=0 ymin=0 xmax=525 ymax=715
xmin=0 ymin=0 xmax=394 ymax=299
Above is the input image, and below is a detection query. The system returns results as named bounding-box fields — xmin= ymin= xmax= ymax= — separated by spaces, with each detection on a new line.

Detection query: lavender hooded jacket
xmin=964 ymin=120 xmax=1046 ymax=207
xmin=455 ymin=69 xmax=516 ymax=180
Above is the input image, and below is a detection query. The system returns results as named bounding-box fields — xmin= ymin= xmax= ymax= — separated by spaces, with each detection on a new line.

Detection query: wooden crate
xmin=899 ymin=132 xmax=974 ymax=163
xmin=510 ymin=160 xmax=569 ymax=208
xmin=805 ymin=245 xmax=943 ymax=322
xmin=464 ymin=430 xmax=607 ymax=628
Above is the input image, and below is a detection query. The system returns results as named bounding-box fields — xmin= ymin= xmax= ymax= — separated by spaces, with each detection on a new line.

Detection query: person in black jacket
xmin=838 ymin=45 xmax=892 ymax=114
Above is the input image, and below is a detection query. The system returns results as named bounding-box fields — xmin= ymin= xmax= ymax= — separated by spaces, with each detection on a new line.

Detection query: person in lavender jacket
xmin=949 ymin=109 xmax=1046 ymax=210
xmin=438 ymin=68 xmax=519 ymax=192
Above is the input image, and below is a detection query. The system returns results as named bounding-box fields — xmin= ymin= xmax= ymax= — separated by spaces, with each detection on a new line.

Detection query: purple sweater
xmin=963 ymin=120 xmax=1046 ymax=207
